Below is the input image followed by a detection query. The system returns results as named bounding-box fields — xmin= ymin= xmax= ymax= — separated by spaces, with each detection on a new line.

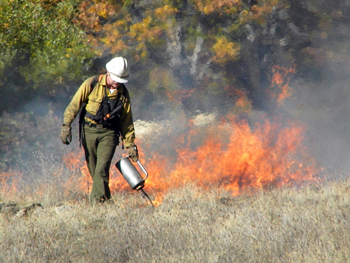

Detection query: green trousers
xmin=82 ymin=124 xmax=119 ymax=202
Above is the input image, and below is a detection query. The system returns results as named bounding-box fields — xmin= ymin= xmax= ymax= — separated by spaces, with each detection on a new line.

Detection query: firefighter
xmin=60 ymin=57 xmax=138 ymax=204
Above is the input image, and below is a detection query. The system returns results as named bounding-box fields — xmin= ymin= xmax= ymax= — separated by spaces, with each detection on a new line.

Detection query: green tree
xmin=0 ymin=0 xmax=92 ymax=112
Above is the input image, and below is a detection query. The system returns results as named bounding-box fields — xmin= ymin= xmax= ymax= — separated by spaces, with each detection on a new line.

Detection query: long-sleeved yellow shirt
xmin=63 ymin=74 xmax=135 ymax=147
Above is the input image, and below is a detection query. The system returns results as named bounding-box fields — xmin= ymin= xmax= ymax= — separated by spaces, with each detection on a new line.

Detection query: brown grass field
xmin=1 ymin=175 xmax=350 ymax=263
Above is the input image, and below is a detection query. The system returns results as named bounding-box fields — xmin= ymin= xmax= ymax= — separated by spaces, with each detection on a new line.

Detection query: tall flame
xmin=0 ymin=65 xmax=319 ymax=205
xmin=140 ymin=116 xmax=318 ymax=205
xmin=58 ymin=65 xmax=319 ymax=206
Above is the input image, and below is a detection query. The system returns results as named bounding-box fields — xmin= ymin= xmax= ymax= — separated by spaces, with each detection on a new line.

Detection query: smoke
xmin=112 ymin=2 xmax=350 ymax=178
xmin=3 ymin=1 xmax=350 ymax=187
xmin=287 ymin=10 xmax=350 ymax=174
xmin=284 ymin=54 xmax=350 ymax=173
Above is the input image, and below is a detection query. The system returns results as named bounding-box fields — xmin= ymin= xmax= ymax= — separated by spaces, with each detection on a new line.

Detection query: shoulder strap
xmin=90 ymin=74 xmax=104 ymax=92
xmin=78 ymin=74 xmax=103 ymax=147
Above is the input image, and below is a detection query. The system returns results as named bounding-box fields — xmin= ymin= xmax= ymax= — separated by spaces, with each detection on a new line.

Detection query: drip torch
xmin=115 ymin=156 xmax=154 ymax=206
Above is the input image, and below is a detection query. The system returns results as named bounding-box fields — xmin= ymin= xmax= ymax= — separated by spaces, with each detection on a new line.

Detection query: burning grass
xmin=1 ymin=179 xmax=350 ymax=262
xmin=0 ymin=65 xmax=337 ymax=261
xmin=0 ymin=113 xmax=347 ymax=262
xmin=62 ymin=113 xmax=320 ymax=204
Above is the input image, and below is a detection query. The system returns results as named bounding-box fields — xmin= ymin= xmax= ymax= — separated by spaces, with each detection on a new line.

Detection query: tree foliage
xmin=0 ymin=0 xmax=92 ymax=112
xmin=0 ymin=0 xmax=345 ymax=111
xmin=69 ymin=0 xmax=291 ymax=115
xmin=1 ymin=0 xmax=350 ymax=170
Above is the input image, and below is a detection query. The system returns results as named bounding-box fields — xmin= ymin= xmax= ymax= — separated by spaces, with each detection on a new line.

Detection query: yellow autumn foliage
xmin=193 ymin=0 xmax=242 ymax=15
xmin=129 ymin=16 xmax=153 ymax=39
xmin=129 ymin=16 xmax=163 ymax=44
xmin=74 ymin=0 xmax=286 ymax=62
xmin=212 ymin=37 xmax=240 ymax=63
xmin=95 ymin=3 xmax=108 ymax=18
xmin=250 ymin=0 xmax=283 ymax=24
xmin=111 ymin=39 xmax=126 ymax=54
xmin=154 ymin=5 xmax=178 ymax=22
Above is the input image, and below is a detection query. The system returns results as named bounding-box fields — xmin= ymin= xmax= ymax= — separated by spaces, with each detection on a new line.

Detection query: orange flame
xmin=141 ymin=116 xmax=318 ymax=200
xmin=0 ymin=170 xmax=22 ymax=199
xmin=62 ymin=150 xmax=92 ymax=193
xmin=57 ymin=64 xmax=319 ymax=206
xmin=270 ymin=65 xmax=297 ymax=105
xmin=1 ymin=64 xmax=319 ymax=205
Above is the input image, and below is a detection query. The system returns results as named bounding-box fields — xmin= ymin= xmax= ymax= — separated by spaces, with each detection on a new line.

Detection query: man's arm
xmin=119 ymin=87 xmax=135 ymax=148
xmin=63 ymin=77 xmax=95 ymax=125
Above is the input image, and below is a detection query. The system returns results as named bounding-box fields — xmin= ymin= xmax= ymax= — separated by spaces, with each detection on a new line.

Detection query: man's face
xmin=106 ymin=73 xmax=121 ymax=89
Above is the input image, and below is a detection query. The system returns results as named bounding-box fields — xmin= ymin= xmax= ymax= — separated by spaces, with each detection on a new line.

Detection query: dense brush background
xmin=1 ymin=0 xmax=350 ymax=262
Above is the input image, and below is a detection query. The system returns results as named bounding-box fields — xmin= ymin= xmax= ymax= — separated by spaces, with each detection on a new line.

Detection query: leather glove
xmin=60 ymin=124 xmax=72 ymax=145
xmin=127 ymin=144 xmax=138 ymax=162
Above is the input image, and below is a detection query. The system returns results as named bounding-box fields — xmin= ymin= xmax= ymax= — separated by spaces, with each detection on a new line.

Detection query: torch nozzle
xmin=140 ymin=188 xmax=155 ymax=207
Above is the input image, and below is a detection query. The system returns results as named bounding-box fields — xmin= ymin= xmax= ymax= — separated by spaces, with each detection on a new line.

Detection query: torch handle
xmin=136 ymin=160 xmax=148 ymax=180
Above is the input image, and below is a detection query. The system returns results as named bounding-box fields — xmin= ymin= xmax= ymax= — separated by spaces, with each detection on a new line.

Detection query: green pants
xmin=82 ymin=124 xmax=119 ymax=202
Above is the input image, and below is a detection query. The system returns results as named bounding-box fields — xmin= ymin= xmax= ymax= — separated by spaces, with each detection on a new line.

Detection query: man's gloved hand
xmin=127 ymin=144 xmax=139 ymax=162
xmin=60 ymin=124 xmax=72 ymax=145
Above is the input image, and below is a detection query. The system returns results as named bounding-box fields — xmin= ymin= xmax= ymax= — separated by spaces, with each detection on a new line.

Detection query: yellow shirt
xmin=63 ymin=74 xmax=135 ymax=147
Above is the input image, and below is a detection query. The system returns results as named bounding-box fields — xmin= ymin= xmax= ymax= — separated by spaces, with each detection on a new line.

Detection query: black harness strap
xmin=79 ymin=75 xmax=126 ymax=147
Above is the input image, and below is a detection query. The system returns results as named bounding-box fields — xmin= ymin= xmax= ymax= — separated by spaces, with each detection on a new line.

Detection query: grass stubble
xmin=1 ymin=174 xmax=350 ymax=263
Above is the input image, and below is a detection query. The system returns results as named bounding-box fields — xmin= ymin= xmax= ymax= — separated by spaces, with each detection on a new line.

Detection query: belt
xmin=84 ymin=120 xmax=104 ymax=129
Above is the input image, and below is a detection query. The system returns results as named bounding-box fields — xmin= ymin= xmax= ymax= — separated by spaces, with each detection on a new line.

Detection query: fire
xmin=0 ymin=170 xmax=22 ymax=199
xmin=142 ymin=116 xmax=318 ymax=199
xmin=55 ymin=64 xmax=318 ymax=206
xmin=62 ymin=150 xmax=92 ymax=193
xmin=1 ymin=64 xmax=318 ymax=206
xmin=270 ymin=65 xmax=297 ymax=105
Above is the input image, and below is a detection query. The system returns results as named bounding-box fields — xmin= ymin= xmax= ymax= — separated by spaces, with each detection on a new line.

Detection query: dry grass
xmin=1 ymin=177 xmax=350 ymax=262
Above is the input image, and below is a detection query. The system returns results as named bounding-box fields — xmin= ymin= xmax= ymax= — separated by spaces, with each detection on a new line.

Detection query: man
xmin=60 ymin=57 xmax=138 ymax=203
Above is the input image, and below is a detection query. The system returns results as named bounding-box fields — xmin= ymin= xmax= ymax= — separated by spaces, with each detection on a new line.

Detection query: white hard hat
xmin=106 ymin=57 xmax=129 ymax=83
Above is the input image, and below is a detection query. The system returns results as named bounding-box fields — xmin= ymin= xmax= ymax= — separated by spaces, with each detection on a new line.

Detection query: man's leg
xmin=82 ymin=125 xmax=98 ymax=202
xmin=95 ymin=129 xmax=118 ymax=200
xmin=83 ymin=126 xmax=118 ymax=202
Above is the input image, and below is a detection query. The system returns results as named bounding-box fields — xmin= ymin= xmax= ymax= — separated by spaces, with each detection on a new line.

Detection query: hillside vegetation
xmin=1 ymin=0 xmax=350 ymax=170
xmin=1 ymin=1 xmax=350 ymax=261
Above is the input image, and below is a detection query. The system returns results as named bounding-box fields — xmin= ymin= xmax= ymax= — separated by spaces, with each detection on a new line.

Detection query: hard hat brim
xmin=109 ymin=72 xmax=128 ymax=83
